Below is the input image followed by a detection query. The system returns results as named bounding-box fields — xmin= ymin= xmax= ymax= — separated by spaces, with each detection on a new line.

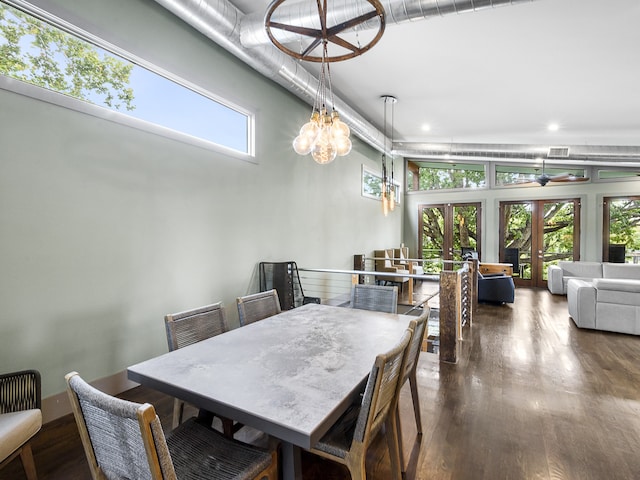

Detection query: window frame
xmin=406 ymin=160 xmax=487 ymax=192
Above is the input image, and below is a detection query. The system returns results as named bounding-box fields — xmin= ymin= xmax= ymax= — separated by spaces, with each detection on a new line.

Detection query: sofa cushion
xmin=594 ymin=279 xmax=640 ymax=306
xmin=558 ymin=261 xmax=603 ymax=278
xmin=0 ymin=409 xmax=42 ymax=462
xmin=602 ymin=263 xmax=640 ymax=280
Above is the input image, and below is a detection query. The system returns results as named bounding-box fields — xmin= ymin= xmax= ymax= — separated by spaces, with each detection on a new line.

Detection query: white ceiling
xmin=230 ymin=0 xmax=639 ymax=150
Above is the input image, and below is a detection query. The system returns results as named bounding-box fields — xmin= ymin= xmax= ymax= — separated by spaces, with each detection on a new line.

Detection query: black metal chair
xmin=504 ymin=247 xmax=520 ymax=277
xmin=259 ymin=261 xmax=320 ymax=310
xmin=609 ymin=244 xmax=626 ymax=263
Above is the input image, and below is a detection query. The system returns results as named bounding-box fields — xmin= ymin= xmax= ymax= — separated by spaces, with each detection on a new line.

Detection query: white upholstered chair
xmin=0 ymin=370 xmax=42 ymax=480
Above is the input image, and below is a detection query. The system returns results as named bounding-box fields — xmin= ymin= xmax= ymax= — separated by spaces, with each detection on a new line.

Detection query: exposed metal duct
xmin=241 ymin=0 xmax=536 ymax=48
xmin=153 ymin=0 xmax=387 ymax=153
xmin=153 ymin=0 xmax=539 ymax=155
xmin=394 ymin=142 xmax=640 ymax=167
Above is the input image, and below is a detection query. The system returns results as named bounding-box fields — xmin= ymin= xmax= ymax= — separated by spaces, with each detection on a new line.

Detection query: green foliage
xmin=0 ymin=4 xmax=134 ymax=110
xmin=418 ymin=163 xmax=485 ymax=190
xmin=609 ymin=199 xmax=640 ymax=250
xmin=420 ymin=204 xmax=480 ymax=273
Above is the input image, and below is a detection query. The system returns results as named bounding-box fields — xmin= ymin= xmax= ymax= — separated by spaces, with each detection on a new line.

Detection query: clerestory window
xmin=0 ymin=0 xmax=254 ymax=157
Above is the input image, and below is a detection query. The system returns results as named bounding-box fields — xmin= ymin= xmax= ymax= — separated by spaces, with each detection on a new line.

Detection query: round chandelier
xmin=265 ymin=0 xmax=386 ymax=164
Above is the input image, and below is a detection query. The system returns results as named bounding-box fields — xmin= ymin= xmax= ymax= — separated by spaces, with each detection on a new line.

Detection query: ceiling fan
xmin=520 ymin=159 xmax=590 ymax=186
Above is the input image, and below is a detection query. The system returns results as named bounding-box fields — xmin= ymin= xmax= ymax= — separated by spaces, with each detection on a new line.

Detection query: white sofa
xmin=565 ymin=263 xmax=640 ymax=335
xmin=547 ymin=261 xmax=604 ymax=295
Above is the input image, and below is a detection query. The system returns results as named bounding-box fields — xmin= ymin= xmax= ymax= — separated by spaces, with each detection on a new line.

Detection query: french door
xmin=499 ymin=198 xmax=581 ymax=287
xmin=419 ymin=202 xmax=481 ymax=273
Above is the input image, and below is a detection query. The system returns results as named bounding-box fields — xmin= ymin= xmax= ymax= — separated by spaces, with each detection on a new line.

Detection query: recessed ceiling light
xmin=547 ymin=123 xmax=560 ymax=132
xmin=421 ymin=124 xmax=431 ymax=132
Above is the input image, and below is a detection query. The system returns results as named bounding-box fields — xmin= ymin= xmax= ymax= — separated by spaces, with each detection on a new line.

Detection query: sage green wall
xmin=402 ymin=177 xmax=640 ymax=264
xmin=0 ymin=0 xmax=402 ymax=399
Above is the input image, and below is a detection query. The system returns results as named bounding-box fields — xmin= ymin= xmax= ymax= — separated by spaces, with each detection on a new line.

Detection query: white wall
xmin=0 ymin=0 xmax=403 ymax=404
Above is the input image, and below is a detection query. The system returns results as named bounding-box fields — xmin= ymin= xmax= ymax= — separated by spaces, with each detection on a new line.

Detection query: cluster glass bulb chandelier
xmin=292 ymin=42 xmax=351 ymax=164
xmin=265 ymin=0 xmax=385 ymax=164
xmin=381 ymin=95 xmax=397 ymax=216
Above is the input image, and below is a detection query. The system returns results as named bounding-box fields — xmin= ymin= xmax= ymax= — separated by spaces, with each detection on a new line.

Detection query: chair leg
xmin=346 ymin=455 xmax=367 ymax=480
xmin=409 ymin=373 xmax=422 ymax=435
xmin=252 ymin=449 xmax=278 ymax=480
xmin=221 ymin=417 xmax=235 ymax=438
xmin=395 ymin=406 xmax=407 ymax=474
xmin=384 ymin=416 xmax=402 ymax=480
xmin=172 ymin=398 xmax=184 ymax=429
xmin=20 ymin=443 xmax=38 ymax=480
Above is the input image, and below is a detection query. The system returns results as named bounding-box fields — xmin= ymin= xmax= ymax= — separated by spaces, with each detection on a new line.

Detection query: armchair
xmin=0 ymin=369 xmax=42 ymax=480
xmin=393 ymin=246 xmax=425 ymax=278
xmin=478 ymin=273 xmax=515 ymax=304
xmin=374 ymin=249 xmax=410 ymax=290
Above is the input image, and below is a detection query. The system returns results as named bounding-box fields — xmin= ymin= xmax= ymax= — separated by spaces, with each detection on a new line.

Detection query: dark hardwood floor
xmin=2 ymin=287 xmax=640 ymax=479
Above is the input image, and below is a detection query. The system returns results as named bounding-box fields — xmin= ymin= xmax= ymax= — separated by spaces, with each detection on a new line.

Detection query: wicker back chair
xmin=0 ymin=370 xmax=41 ymax=480
xmin=165 ymin=302 xmax=228 ymax=351
xmin=350 ymin=284 xmax=398 ymax=314
xmin=236 ymin=289 xmax=281 ymax=327
xmin=65 ymin=371 xmax=277 ymax=480
xmin=307 ymin=328 xmax=412 ymax=480
xmin=164 ymin=302 xmax=234 ymax=431
xmin=397 ymin=308 xmax=430 ymax=472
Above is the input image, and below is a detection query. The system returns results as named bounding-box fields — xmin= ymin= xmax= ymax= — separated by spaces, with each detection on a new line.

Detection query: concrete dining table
xmin=127 ymin=302 xmax=413 ymax=480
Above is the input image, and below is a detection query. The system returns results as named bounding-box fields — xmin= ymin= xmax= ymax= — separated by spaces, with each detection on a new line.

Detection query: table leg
xmin=281 ymin=441 xmax=303 ymax=480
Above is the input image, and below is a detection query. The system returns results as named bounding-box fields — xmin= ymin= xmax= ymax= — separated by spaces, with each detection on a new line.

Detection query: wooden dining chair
xmin=396 ymin=307 xmax=430 ymax=473
xmin=165 ymin=302 xmax=234 ymax=432
xmin=306 ymin=328 xmax=413 ymax=480
xmin=0 ymin=370 xmax=42 ymax=480
xmin=65 ymin=371 xmax=278 ymax=480
xmin=350 ymin=284 xmax=398 ymax=314
xmin=236 ymin=289 xmax=281 ymax=327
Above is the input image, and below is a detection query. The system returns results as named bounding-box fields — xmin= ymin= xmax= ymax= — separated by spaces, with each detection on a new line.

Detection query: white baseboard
xmin=42 ymin=370 xmax=139 ymax=424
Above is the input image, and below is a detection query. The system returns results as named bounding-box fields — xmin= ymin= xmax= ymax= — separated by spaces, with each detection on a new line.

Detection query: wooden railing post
xmin=469 ymin=258 xmax=479 ymax=316
xmin=439 ymin=270 xmax=459 ymax=363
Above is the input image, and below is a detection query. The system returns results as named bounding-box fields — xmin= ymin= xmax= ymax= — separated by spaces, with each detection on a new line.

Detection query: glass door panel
xmin=542 ymin=200 xmax=577 ymax=280
xmin=500 ymin=199 xmax=580 ymax=287
xmin=603 ymin=196 xmax=640 ymax=263
xmin=454 ymin=204 xmax=480 ymax=262
xmin=420 ymin=205 xmax=445 ymax=274
xmin=419 ymin=203 xmax=481 ymax=274
xmin=501 ymin=202 xmax=532 ymax=280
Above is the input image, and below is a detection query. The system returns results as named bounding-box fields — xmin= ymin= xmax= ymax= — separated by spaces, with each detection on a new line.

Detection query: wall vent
xmin=548 ymin=146 xmax=570 ymax=158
